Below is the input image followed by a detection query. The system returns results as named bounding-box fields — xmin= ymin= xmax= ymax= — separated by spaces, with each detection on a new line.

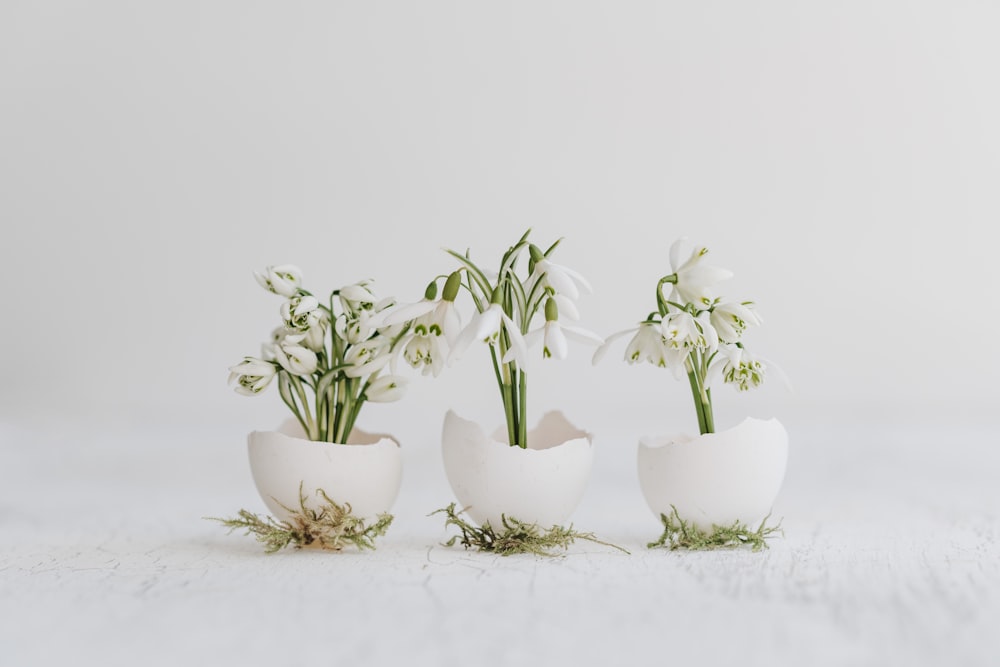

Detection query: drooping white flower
xmin=383 ymin=298 xmax=462 ymax=345
xmin=364 ymin=374 xmax=409 ymax=403
xmin=667 ymin=239 xmax=733 ymax=308
xmin=625 ymin=322 xmax=673 ymax=367
xmin=336 ymin=310 xmax=381 ymax=345
xmin=592 ymin=321 xmax=673 ymax=368
xmin=530 ymin=258 xmax=593 ymax=301
xmin=710 ymin=344 xmax=766 ymax=391
xmin=343 ymin=338 xmax=391 ymax=379
xmin=272 ymin=336 xmax=318 ymax=377
xmin=710 ymin=301 xmax=761 ymax=343
xmin=450 ymin=303 xmax=528 ymax=368
xmin=662 ymin=311 xmax=719 ymax=354
xmin=280 ymin=295 xmax=320 ymax=331
xmin=338 ymin=281 xmax=376 ymax=315
xmin=400 ymin=333 xmax=446 ymax=376
xmin=524 ymin=320 xmax=603 ymax=360
xmin=524 ymin=298 xmax=603 ymax=360
xmin=396 ymin=301 xmax=461 ymax=377
xmin=254 ymin=265 xmax=303 ymax=297
xmin=300 ymin=310 xmax=329 ymax=352
xmin=227 ymin=357 xmax=278 ymax=396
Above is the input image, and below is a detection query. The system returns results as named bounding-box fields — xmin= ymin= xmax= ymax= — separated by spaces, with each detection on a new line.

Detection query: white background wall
xmin=2 ymin=1 xmax=997 ymax=438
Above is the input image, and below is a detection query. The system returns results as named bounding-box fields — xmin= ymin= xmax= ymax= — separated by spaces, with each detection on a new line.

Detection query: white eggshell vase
xmin=247 ymin=420 xmax=402 ymax=523
xmin=637 ymin=417 xmax=788 ymax=531
xmin=441 ymin=410 xmax=594 ymax=530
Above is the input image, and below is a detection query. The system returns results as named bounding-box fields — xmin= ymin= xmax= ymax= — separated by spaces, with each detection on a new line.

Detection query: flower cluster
xmin=393 ymin=230 xmax=601 ymax=448
xmin=228 ymin=265 xmax=413 ymax=442
xmin=594 ymin=238 xmax=768 ymax=434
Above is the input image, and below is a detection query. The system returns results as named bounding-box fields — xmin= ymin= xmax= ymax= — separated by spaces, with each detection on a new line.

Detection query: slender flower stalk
xmin=595 ymin=238 xmax=772 ymax=435
xmin=230 ymin=267 xmax=418 ymax=443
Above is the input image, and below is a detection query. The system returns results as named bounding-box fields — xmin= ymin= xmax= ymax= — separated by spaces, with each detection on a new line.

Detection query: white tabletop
xmin=2 ymin=414 xmax=998 ymax=667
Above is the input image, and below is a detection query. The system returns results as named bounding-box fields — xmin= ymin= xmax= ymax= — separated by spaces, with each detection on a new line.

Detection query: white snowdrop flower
xmin=592 ymin=321 xmax=678 ymax=369
xmin=254 ymin=265 xmax=303 ymax=298
xmin=343 ymin=338 xmax=392 ymax=378
xmin=710 ymin=301 xmax=761 ymax=343
xmin=667 ymin=238 xmax=733 ymax=308
xmin=300 ymin=310 xmax=329 ymax=352
xmin=451 ymin=303 xmax=528 ymax=369
xmin=530 ymin=258 xmax=593 ymax=301
xmin=337 ymin=310 xmax=382 ymax=345
xmin=401 ymin=333 xmax=447 ymax=377
xmin=338 ymin=281 xmax=376 ymax=315
xmin=713 ymin=344 xmax=767 ymax=391
xmin=272 ymin=336 xmax=318 ymax=377
xmin=227 ymin=357 xmax=278 ymax=396
xmin=280 ymin=295 xmax=320 ymax=331
xmin=384 ymin=298 xmax=462 ymax=345
xmin=364 ymin=374 xmax=409 ymax=403
xmin=662 ymin=311 xmax=719 ymax=354
xmin=524 ymin=298 xmax=603 ymax=360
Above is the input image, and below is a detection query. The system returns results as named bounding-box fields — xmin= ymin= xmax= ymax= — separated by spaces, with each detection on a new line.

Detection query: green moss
xmin=431 ymin=503 xmax=628 ymax=557
xmin=647 ymin=506 xmax=782 ymax=552
xmin=210 ymin=484 xmax=393 ymax=553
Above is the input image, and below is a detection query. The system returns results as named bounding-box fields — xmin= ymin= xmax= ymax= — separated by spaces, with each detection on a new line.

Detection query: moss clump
xmin=431 ymin=503 xmax=628 ymax=557
xmin=647 ymin=506 xmax=782 ymax=552
xmin=211 ymin=484 xmax=393 ymax=553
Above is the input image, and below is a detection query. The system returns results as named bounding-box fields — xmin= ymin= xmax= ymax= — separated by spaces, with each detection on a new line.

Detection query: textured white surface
xmin=2 ymin=414 xmax=999 ymax=667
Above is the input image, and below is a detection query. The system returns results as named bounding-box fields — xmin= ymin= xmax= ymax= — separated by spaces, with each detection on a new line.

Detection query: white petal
xmin=524 ymin=328 xmax=544 ymax=348
xmin=682 ymin=264 xmax=733 ymax=286
xmin=365 ymin=374 xmax=408 ymax=402
xmin=705 ymin=358 xmax=725 ymax=388
xmin=545 ymin=323 xmax=568 ymax=360
xmin=499 ymin=314 xmax=528 ymax=368
xmin=669 ymin=238 xmax=687 ymax=273
xmin=381 ymin=299 xmax=438 ymax=326
xmin=558 ymin=264 xmax=593 ymax=294
xmin=553 ymin=294 xmax=580 ymax=321
xmin=561 ymin=324 xmax=604 ymax=346
xmin=448 ymin=309 xmax=496 ymax=364
xmin=441 ymin=303 xmax=462 ymax=344
xmin=758 ymin=354 xmax=794 ymax=392
xmin=591 ymin=327 xmax=637 ymax=365
xmin=545 ymin=268 xmax=579 ymax=300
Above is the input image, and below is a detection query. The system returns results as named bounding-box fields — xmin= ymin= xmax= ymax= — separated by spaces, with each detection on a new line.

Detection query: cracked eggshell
xmin=247 ymin=420 xmax=402 ymax=523
xmin=637 ymin=417 xmax=788 ymax=531
xmin=441 ymin=409 xmax=594 ymax=529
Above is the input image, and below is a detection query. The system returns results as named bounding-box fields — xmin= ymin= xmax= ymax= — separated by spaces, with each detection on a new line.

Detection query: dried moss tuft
xmin=210 ymin=484 xmax=393 ymax=553
xmin=647 ymin=506 xmax=782 ymax=552
xmin=431 ymin=503 xmax=628 ymax=557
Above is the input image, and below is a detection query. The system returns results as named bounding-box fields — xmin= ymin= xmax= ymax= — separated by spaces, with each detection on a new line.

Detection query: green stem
xmin=656 ymin=275 xmax=677 ymax=316
xmin=344 ymin=380 xmax=368 ymax=439
xmin=686 ymin=365 xmax=707 ymax=435
xmin=291 ymin=377 xmax=317 ymax=440
xmin=326 ymin=380 xmax=337 ymax=443
xmin=685 ymin=353 xmax=714 ymax=435
xmin=278 ymin=373 xmax=310 ymax=436
xmin=517 ymin=366 xmax=527 ymax=449
xmin=703 ymin=387 xmax=715 ymax=434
